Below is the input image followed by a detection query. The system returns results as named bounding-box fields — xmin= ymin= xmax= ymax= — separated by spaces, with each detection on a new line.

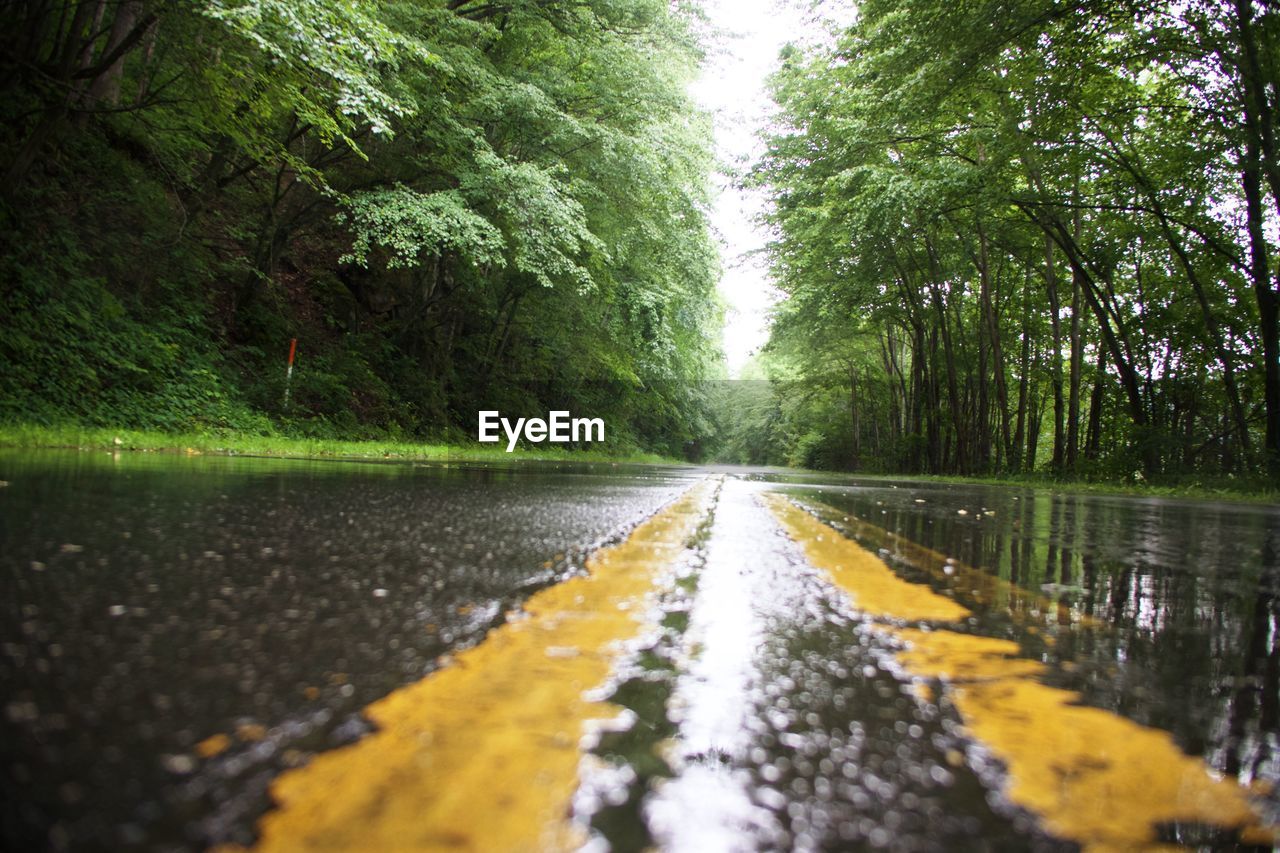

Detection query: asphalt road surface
xmin=2 ymin=450 xmax=1278 ymax=850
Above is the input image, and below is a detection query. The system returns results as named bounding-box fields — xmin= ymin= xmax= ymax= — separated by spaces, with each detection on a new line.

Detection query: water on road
xmin=1 ymin=451 xmax=1277 ymax=850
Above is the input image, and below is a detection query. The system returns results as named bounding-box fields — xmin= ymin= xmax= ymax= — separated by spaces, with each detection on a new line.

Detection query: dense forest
xmin=0 ymin=0 xmax=722 ymax=457
xmin=727 ymin=0 xmax=1280 ymax=481
xmin=5 ymin=0 xmax=1278 ymax=483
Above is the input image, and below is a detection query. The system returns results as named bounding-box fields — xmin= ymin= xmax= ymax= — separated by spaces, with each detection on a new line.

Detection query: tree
xmin=755 ymin=0 xmax=1278 ymax=480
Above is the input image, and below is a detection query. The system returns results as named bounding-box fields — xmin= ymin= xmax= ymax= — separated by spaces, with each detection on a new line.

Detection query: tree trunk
xmin=931 ymin=288 xmax=963 ymax=473
xmin=71 ymin=0 xmax=109 ymax=114
xmin=1066 ymin=203 xmax=1084 ymax=470
xmin=848 ymin=363 xmax=861 ymax=469
xmin=1012 ymin=263 xmax=1032 ymax=472
xmin=1085 ymin=345 xmax=1106 ymax=462
xmin=134 ymin=15 xmax=159 ymax=105
xmin=1242 ymin=132 xmax=1280 ymax=475
xmin=975 ymin=219 xmax=1010 ymax=473
xmin=1027 ymin=383 xmax=1043 ymax=471
xmin=1043 ymin=235 xmax=1066 ymax=472
xmin=1233 ymin=0 xmax=1280 ymax=474
xmin=1041 ymin=214 xmax=1155 ymax=472
xmin=86 ymin=0 xmax=143 ymax=107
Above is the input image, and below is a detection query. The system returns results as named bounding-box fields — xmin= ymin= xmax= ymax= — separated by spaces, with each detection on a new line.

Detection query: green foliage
xmin=0 ymin=424 xmax=681 ymax=466
xmin=0 ymin=137 xmax=267 ymax=434
xmin=339 ymin=187 xmax=505 ymax=269
xmin=196 ymin=0 xmax=431 ymax=162
xmin=0 ymin=0 xmax=724 ymax=457
xmin=753 ymin=0 xmax=1280 ymax=479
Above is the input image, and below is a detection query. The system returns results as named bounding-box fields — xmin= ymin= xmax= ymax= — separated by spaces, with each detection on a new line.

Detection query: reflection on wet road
xmin=767 ymin=492 xmax=1271 ymax=849
xmin=2 ymin=453 xmax=1278 ymax=850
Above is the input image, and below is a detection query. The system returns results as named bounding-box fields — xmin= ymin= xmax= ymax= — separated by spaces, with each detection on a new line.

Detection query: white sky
xmin=689 ymin=0 xmax=793 ymax=377
xmin=690 ymin=0 xmax=839 ymax=377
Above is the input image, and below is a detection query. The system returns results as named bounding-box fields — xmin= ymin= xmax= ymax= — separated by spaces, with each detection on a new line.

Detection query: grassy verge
xmin=874 ymin=471 xmax=1279 ymax=505
xmin=0 ymin=423 xmax=683 ymax=466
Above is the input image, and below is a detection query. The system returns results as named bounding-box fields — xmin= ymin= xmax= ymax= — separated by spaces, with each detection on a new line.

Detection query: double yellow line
xmin=764 ymin=493 xmax=1276 ymax=851
xmin=242 ymin=480 xmax=715 ymax=852
xmin=230 ymin=482 xmax=1274 ymax=851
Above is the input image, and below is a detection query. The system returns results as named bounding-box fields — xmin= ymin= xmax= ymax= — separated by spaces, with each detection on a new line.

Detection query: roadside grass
xmin=0 ymin=423 xmax=682 ymax=466
xmin=4 ymin=423 xmax=1273 ymax=503
xmin=869 ymin=471 xmax=1279 ymax=505
xmin=735 ymin=462 xmax=1276 ymax=504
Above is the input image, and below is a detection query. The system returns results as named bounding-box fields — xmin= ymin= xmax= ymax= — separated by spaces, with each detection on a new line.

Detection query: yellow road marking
xmin=798 ymin=497 xmax=1099 ymax=629
xmin=763 ymin=493 xmax=1276 ymax=851
xmin=245 ymin=480 xmax=714 ymax=852
xmin=765 ymin=494 xmax=970 ymax=623
xmin=195 ymin=733 xmax=231 ymax=759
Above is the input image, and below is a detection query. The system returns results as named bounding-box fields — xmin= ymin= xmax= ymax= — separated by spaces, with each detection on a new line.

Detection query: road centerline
xmin=763 ymin=492 xmax=1277 ymax=850
xmin=240 ymin=479 xmax=716 ymax=852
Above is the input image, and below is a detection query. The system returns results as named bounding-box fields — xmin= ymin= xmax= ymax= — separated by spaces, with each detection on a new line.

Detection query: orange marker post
xmin=284 ymin=338 xmax=297 ymax=407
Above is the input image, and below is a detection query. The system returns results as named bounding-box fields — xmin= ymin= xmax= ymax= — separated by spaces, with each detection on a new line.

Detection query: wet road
xmin=2 ymin=451 xmax=1278 ymax=850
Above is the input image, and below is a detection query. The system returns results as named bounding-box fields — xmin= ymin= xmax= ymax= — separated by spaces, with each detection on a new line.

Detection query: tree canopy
xmin=0 ymin=0 xmax=722 ymax=457
xmin=745 ymin=0 xmax=1280 ymax=480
